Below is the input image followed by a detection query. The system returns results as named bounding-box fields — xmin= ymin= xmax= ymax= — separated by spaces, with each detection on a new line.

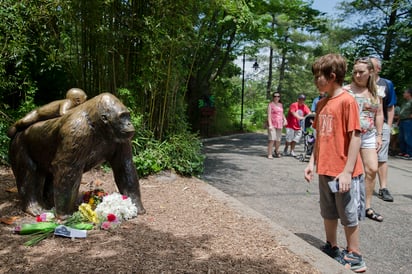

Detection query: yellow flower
xmin=79 ymin=203 xmax=99 ymax=223
xmin=88 ymin=197 xmax=95 ymax=205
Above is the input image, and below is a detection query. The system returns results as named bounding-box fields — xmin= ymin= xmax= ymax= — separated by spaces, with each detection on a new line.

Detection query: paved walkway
xmin=201 ymin=133 xmax=412 ymax=274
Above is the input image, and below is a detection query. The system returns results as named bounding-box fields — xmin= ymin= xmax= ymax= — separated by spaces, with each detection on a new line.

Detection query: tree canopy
xmin=1 ymin=0 xmax=411 ymax=141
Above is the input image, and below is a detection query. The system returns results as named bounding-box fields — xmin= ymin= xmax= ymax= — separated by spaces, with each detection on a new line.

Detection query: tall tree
xmin=185 ymin=0 xmax=270 ymax=132
xmin=253 ymin=0 xmax=327 ymax=100
xmin=339 ymin=0 xmax=411 ymax=89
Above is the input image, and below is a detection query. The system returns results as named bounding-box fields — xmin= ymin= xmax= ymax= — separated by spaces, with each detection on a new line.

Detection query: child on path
xmin=304 ymin=54 xmax=367 ymax=273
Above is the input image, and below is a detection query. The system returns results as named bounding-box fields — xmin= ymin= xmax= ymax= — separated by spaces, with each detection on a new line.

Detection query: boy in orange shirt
xmin=304 ymin=54 xmax=366 ymax=273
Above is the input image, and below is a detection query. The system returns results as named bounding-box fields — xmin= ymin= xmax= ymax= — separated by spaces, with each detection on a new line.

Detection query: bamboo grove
xmin=1 ymin=0 xmax=411 ymax=142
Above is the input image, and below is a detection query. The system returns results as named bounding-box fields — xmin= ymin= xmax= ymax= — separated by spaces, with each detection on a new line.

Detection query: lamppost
xmin=240 ymin=52 xmax=246 ymax=131
xmin=240 ymin=54 xmax=259 ymax=131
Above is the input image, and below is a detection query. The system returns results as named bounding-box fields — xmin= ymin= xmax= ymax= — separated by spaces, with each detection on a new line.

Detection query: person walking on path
xmin=305 ymin=53 xmax=367 ymax=273
xmin=397 ymin=88 xmax=412 ymax=160
xmin=390 ymin=105 xmax=401 ymax=155
xmin=267 ymin=92 xmax=287 ymax=158
xmin=344 ymin=57 xmax=384 ymax=222
xmin=283 ymin=94 xmax=310 ymax=157
xmin=370 ymin=57 xmax=397 ymax=202
xmin=311 ymin=91 xmax=326 ymax=113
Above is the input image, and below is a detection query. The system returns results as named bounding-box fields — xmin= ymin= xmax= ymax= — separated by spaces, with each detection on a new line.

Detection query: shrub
xmin=0 ymin=119 xmax=9 ymax=165
xmin=132 ymin=129 xmax=204 ymax=177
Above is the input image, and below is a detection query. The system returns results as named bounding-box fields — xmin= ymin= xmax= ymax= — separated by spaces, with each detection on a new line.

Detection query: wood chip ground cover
xmin=0 ymin=167 xmax=320 ymax=273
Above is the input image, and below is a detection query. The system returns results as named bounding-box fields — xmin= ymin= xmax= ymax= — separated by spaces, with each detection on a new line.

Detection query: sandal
xmin=365 ymin=208 xmax=383 ymax=222
xmin=274 ymin=151 xmax=281 ymax=158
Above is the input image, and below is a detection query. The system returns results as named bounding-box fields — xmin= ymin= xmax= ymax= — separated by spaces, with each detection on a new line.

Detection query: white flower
xmin=95 ymin=193 xmax=138 ymax=222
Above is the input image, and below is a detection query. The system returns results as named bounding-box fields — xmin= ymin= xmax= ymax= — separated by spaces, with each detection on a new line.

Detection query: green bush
xmin=0 ymin=119 xmax=10 ymax=165
xmin=132 ymin=132 xmax=168 ymax=177
xmin=0 ymin=88 xmax=38 ymax=165
xmin=163 ymin=132 xmax=205 ymax=176
xmin=132 ymin=129 xmax=205 ymax=177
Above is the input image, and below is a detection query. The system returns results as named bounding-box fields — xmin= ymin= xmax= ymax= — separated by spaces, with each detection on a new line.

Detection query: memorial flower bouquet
xmin=95 ymin=192 xmax=138 ymax=230
xmin=80 ymin=189 xmax=107 ymax=209
xmin=14 ymin=191 xmax=138 ymax=245
xmin=14 ymin=209 xmax=94 ymax=246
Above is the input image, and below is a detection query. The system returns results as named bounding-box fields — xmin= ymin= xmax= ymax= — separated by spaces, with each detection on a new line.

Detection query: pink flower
xmin=36 ymin=212 xmax=54 ymax=222
xmin=14 ymin=226 xmax=21 ymax=234
xmin=101 ymin=221 xmax=111 ymax=230
xmin=107 ymin=214 xmax=117 ymax=222
xmin=122 ymin=195 xmax=128 ymax=200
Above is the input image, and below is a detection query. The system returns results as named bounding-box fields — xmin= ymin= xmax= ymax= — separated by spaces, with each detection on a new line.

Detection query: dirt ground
xmin=0 ymin=167 xmax=320 ymax=273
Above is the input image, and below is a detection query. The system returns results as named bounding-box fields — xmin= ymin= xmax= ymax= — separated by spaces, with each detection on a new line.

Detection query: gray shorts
xmin=378 ymin=123 xmax=390 ymax=162
xmin=285 ymin=128 xmax=302 ymax=143
xmin=319 ymin=175 xmax=365 ymax=227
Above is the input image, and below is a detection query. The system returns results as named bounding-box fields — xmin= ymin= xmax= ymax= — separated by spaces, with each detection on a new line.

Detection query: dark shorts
xmin=319 ymin=175 xmax=365 ymax=227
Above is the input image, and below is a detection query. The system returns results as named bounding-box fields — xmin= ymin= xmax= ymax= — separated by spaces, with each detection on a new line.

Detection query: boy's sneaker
xmin=282 ymin=149 xmax=289 ymax=156
xmin=378 ymin=188 xmax=394 ymax=202
xmin=290 ymin=150 xmax=296 ymax=157
xmin=320 ymin=241 xmax=341 ymax=259
xmin=337 ymin=250 xmax=367 ymax=273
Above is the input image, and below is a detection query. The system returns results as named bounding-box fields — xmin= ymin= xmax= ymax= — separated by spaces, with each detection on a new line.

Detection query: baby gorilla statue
xmin=7 ymin=88 xmax=87 ymax=138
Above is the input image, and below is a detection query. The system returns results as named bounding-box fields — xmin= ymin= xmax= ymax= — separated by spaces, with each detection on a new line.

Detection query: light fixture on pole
xmin=253 ymin=59 xmax=259 ymax=71
xmin=240 ymin=52 xmax=246 ymax=131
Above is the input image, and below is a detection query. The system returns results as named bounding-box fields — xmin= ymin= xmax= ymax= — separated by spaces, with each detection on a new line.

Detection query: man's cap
xmin=298 ymin=94 xmax=306 ymax=99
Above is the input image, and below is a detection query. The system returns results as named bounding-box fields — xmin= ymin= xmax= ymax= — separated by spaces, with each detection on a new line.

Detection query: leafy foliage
xmin=0 ymin=120 xmax=10 ymax=165
xmin=1 ymin=0 xmax=411 ymax=176
xmin=132 ymin=129 xmax=204 ymax=177
xmin=339 ymin=0 xmax=412 ymax=92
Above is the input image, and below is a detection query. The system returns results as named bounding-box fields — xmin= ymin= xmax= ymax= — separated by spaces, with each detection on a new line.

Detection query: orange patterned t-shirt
xmin=313 ymin=91 xmax=364 ymax=177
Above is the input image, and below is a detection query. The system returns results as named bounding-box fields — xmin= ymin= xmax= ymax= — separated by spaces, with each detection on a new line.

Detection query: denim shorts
xmin=361 ymin=130 xmax=376 ymax=149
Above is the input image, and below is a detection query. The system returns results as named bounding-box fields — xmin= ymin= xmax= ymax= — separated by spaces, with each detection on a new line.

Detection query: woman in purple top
xmin=267 ymin=92 xmax=287 ymax=158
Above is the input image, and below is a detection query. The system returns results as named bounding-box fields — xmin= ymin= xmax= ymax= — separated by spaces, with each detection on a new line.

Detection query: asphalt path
xmin=201 ymin=132 xmax=412 ymax=274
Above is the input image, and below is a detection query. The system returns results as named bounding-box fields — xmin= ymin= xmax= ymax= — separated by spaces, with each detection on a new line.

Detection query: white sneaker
xmin=290 ymin=151 xmax=296 ymax=157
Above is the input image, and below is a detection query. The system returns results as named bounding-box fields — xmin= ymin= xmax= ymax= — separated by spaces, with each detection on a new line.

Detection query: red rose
xmin=107 ymin=214 xmax=116 ymax=222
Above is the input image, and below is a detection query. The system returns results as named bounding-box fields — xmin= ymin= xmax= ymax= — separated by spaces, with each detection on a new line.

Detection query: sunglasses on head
xmin=354 ymin=57 xmax=373 ymax=65
xmin=355 ymin=56 xmax=370 ymax=62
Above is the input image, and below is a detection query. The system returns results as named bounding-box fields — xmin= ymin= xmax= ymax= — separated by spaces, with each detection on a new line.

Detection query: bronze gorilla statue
xmin=9 ymin=93 xmax=145 ymax=218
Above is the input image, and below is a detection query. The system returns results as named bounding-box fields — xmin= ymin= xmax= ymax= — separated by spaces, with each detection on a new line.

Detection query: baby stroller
xmin=297 ymin=114 xmax=316 ymax=162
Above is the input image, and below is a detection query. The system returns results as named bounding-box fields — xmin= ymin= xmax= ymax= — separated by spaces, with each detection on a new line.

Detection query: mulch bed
xmin=0 ymin=167 xmax=319 ymax=273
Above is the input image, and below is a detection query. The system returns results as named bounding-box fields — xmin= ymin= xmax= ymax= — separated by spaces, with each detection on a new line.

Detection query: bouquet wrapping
xmin=14 ymin=222 xmax=59 ymax=235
